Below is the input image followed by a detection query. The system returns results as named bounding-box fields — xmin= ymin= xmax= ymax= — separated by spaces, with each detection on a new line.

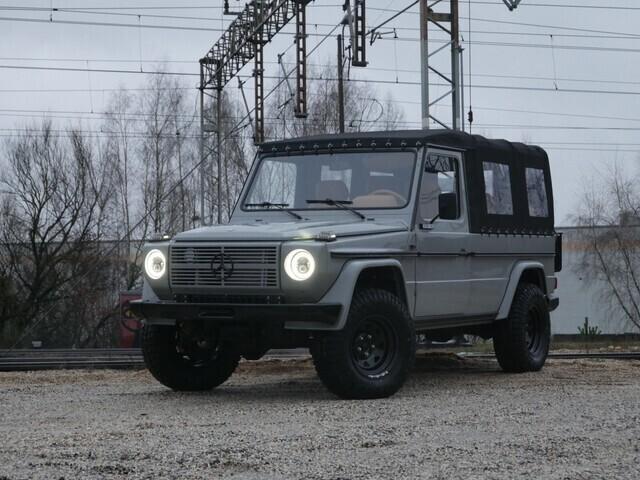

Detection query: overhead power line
xmin=5 ymin=100 xmax=640 ymax=126
xmin=6 ymin=56 xmax=640 ymax=89
xmin=3 ymin=10 xmax=640 ymax=41
xmin=2 ymin=65 xmax=640 ymax=98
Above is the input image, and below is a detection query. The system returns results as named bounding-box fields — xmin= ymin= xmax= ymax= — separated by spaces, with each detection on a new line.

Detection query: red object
xmin=119 ymin=291 xmax=143 ymax=348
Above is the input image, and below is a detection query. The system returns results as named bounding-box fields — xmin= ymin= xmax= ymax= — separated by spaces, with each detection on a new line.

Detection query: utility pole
xmin=216 ymin=70 xmax=223 ymax=225
xmin=198 ymin=59 xmax=206 ymax=225
xmin=337 ymin=34 xmax=345 ymax=134
xmin=419 ymin=0 xmax=463 ymax=131
xmin=419 ymin=0 xmax=429 ymax=129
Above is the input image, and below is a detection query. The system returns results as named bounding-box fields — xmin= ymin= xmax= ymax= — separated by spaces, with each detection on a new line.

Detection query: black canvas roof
xmin=261 ymin=129 xmax=554 ymax=234
xmin=259 ymin=129 xmax=547 ymax=158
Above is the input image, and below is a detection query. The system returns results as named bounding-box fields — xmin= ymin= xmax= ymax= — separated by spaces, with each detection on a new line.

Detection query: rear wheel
xmin=311 ymin=288 xmax=415 ymax=399
xmin=142 ymin=321 xmax=240 ymax=391
xmin=493 ymin=283 xmax=550 ymax=373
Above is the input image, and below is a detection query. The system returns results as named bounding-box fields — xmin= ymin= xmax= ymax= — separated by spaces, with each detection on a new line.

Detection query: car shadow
xmin=135 ymin=353 xmax=503 ymax=403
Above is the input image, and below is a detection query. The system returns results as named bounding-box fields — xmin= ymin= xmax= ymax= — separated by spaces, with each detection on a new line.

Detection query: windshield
xmin=243 ymin=151 xmax=416 ymax=211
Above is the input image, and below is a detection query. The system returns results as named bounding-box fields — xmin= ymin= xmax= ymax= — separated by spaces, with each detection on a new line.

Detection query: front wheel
xmin=142 ymin=322 xmax=240 ymax=391
xmin=493 ymin=283 xmax=550 ymax=373
xmin=311 ymin=288 xmax=416 ymax=399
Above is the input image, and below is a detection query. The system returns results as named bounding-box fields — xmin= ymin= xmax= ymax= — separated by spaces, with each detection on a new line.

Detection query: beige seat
xmin=315 ymin=180 xmax=350 ymax=201
xmin=351 ymin=174 xmax=406 ymax=208
xmin=352 ymin=193 xmax=401 ymax=208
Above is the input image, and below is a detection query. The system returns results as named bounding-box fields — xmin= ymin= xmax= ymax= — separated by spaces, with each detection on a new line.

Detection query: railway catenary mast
xmin=414 ymin=0 xmax=519 ymax=130
xmin=198 ymin=0 xmax=313 ymax=225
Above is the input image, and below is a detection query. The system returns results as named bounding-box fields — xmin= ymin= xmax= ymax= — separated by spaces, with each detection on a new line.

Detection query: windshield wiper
xmin=244 ymin=202 xmax=303 ymax=220
xmin=306 ymin=198 xmax=366 ymax=220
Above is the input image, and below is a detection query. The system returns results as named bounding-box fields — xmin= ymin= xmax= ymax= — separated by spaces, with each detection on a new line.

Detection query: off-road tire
xmin=311 ymin=288 xmax=416 ymax=399
xmin=142 ymin=324 xmax=240 ymax=391
xmin=493 ymin=283 xmax=550 ymax=373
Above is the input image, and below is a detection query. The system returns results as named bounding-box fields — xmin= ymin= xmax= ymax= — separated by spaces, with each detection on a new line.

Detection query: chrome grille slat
xmin=170 ymin=245 xmax=279 ymax=289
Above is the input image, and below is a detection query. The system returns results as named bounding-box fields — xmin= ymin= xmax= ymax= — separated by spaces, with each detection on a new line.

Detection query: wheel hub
xmin=351 ymin=318 xmax=395 ymax=374
xmin=176 ymin=321 xmax=219 ymax=367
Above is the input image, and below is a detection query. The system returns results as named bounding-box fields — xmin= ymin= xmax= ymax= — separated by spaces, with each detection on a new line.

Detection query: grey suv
xmin=131 ymin=130 xmax=561 ymax=399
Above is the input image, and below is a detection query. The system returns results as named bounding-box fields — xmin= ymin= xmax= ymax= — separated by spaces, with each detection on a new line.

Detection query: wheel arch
xmin=496 ymin=261 xmax=547 ymax=320
xmin=292 ymin=259 xmax=409 ymax=331
xmin=353 ymin=264 xmax=409 ymax=310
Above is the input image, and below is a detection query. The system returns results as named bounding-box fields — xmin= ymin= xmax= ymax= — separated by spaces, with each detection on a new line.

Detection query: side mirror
xmin=438 ymin=192 xmax=458 ymax=220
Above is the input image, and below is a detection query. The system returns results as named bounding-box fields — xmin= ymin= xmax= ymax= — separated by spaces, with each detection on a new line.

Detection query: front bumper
xmin=130 ymin=300 xmax=342 ymax=327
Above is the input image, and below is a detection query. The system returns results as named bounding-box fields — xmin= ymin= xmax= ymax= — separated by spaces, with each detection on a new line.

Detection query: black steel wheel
xmin=142 ymin=321 xmax=240 ymax=391
xmin=351 ymin=317 xmax=397 ymax=377
xmin=311 ymin=288 xmax=415 ymax=399
xmin=493 ymin=283 xmax=550 ymax=373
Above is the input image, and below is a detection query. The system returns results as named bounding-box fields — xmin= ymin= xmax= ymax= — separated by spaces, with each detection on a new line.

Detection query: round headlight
xmin=284 ymin=249 xmax=316 ymax=282
xmin=144 ymin=249 xmax=166 ymax=280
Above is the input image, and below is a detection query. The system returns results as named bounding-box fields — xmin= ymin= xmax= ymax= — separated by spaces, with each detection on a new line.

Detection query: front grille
xmin=170 ymin=245 xmax=279 ymax=289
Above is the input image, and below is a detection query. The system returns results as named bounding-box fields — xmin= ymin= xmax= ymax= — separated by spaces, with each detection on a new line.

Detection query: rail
xmin=0 ymin=349 xmax=638 ymax=372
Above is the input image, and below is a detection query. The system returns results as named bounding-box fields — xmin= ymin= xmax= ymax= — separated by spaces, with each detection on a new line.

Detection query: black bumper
xmin=129 ymin=300 xmax=341 ymax=326
xmin=548 ymin=296 xmax=559 ymax=312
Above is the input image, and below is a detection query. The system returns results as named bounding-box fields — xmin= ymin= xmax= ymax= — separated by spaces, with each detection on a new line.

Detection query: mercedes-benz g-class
xmin=131 ymin=130 xmax=561 ymax=399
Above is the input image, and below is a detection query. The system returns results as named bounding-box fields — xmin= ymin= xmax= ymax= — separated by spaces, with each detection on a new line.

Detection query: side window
xmin=419 ymin=154 xmax=460 ymax=221
xmin=525 ymin=167 xmax=549 ymax=217
xmin=483 ymin=161 xmax=513 ymax=215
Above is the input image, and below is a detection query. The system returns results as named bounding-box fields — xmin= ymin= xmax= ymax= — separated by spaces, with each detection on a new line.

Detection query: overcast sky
xmin=1 ymin=0 xmax=639 ymax=224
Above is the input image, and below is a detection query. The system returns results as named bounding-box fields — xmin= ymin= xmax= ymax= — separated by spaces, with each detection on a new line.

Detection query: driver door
xmin=413 ymin=149 xmax=471 ymax=323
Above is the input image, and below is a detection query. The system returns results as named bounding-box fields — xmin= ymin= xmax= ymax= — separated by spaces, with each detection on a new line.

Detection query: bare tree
xmin=102 ymin=72 xmax=201 ymax=290
xmin=206 ymin=91 xmax=255 ymax=222
xmin=102 ymin=88 xmax=142 ymax=289
xmin=137 ymin=71 xmax=200 ymax=235
xmin=0 ymin=122 xmax=118 ymax=346
xmin=266 ymin=61 xmax=405 ymax=140
xmin=572 ymin=163 xmax=640 ymax=332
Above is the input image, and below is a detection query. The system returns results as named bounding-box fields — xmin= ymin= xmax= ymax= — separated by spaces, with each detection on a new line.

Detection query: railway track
xmin=0 ymin=348 xmax=145 ymax=372
xmin=459 ymin=351 xmax=640 ymax=361
xmin=0 ymin=349 xmax=638 ymax=372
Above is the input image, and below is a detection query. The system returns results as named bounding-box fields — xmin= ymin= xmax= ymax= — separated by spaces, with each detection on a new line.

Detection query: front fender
xmin=284 ymin=258 xmax=407 ymax=331
xmin=496 ymin=261 xmax=545 ymax=320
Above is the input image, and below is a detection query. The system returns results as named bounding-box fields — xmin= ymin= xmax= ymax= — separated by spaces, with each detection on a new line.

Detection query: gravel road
xmin=0 ymin=354 xmax=638 ymax=480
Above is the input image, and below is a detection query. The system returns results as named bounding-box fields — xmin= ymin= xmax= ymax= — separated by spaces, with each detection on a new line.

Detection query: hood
xmin=172 ymin=219 xmax=408 ymax=242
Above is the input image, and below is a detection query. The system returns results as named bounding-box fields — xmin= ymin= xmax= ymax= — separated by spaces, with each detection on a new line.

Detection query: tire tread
xmin=142 ymin=324 xmax=240 ymax=391
xmin=311 ymin=288 xmax=415 ymax=399
xmin=494 ymin=283 xmax=550 ymax=373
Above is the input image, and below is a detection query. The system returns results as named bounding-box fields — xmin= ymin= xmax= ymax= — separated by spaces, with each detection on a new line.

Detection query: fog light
xmin=284 ymin=249 xmax=316 ymax=281
xmin=144 ymin=249 xmax=166 ymax=280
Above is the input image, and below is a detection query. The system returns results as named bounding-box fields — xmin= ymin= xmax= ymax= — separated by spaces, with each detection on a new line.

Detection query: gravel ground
xmin=0 ymin=354 xmax=639 ymax=480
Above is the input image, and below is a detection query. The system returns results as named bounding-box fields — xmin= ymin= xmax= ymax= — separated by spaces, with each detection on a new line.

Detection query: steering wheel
xmin=368 ymin=189 xmax=406 ymax=206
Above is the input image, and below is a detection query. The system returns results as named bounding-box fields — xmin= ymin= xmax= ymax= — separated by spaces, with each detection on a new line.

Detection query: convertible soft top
xmin=260 ymin=129 xmax=554 ymax=235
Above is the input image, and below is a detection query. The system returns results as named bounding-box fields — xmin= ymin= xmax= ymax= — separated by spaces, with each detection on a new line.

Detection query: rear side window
xmin=525 ymin=167 xmax=549 ymax=217
xmin=483 ymin=161 xmax=513 ymax=215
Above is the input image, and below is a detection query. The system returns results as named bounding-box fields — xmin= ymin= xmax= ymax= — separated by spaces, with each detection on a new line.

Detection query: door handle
xmin=459 ymin=249 xmax=475 ymax=257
